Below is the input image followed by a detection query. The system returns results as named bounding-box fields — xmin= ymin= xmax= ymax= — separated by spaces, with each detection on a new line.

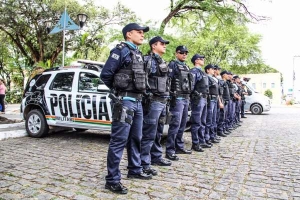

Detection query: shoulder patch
xmin=111 ymin=53 xmax=120 ymax=60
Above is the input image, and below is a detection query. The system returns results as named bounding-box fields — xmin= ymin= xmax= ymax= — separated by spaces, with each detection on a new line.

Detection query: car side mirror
xmin=247 ymin=89 xmax=252 ymax=96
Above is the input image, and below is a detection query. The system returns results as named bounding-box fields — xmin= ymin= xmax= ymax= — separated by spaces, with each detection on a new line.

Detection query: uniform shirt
xmin=100 ymin=41 xmax=140 ymax=89
xmin=169 ymin=60 xmax=190 ymax=99
xmin=190 ymin=66 xmax=204 ymax=91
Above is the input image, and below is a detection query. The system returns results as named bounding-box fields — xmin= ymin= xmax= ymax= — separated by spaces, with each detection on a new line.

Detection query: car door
xmin=44 ymin=72 xmax=75 ymax=127
xmin=73 ymin=70 xmax=112 ymax=130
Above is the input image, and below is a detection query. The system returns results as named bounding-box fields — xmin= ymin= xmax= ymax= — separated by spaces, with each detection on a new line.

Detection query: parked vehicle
xmin=243 ymin=82 xmax=271 ymax=115
xmin=21 ymin=60 xmax=112 ymax=137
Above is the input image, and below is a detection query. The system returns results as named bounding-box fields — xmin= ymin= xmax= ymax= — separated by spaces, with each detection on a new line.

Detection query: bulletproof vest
xmin=194 ymin=69 xmax=209 ymax=94
xmin=236 ymin=85 xmax=243 ymax=96
xmin=113 ymin=43 xmax=146 ymax=93
xmin=218 ymin=79 xmax=224 ymax=96
xmin=170 ymin=61 xmax=193 ymax=94
xmin=222 ymin=81 xmax=230 ymax=100
xmin=227 ymin=81 xmax=235 ymax=97
xmin=208 ymin=76 xmax=219 ymax=95
xmin=146 ymin=54 xmax=170 ymax=96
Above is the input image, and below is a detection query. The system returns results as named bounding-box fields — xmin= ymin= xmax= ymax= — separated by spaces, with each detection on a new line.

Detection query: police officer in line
xmin=233 ymin=75 xmax=243 ymax=125
xmin=141 ymin=36 xmax=172 ymax=173
xmin=205 ymin=64 xmax=221 ymax=145
xmin=189 ymin=54 xmax=209 ymax=152
xmin=100 ymin=23 xmax=151 ymax=194
xmin=240 ymin=82 xmax=248 ymax=118
xmin=166 ymin=45 xmax=193 ymax=160
xmin=226 ymin=72 xmax=240 ymax=130
xmin=217 ymin=70 xmax=231 ymax=137
xmin=212 ymin=65 xmax=224 ymax=140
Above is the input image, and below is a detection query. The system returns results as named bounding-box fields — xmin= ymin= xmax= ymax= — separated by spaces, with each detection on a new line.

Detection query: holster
xmin=191 ymin=92 xmax=200 ymax=105
xmin=170 ymin=95 xmax=177 ymax=108
xmin=142 ymin=93 xmax=152 ymax=115
xmin=165 ymin=103 xmax=172 ymax=124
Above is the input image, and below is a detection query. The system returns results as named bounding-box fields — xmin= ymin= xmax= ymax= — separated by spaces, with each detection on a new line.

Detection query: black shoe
xmin=200 ymin=143 xmax=212 ymax=148
xmin=105 ymin=182 xmax=128 ymax=194
xmin=166 ymin=153 xmax=179 ymax=161
xmin=176 ymin=148 xmax=192 ymax=154
xmin=127 ymin=172 xmax=152 ymax=180
xmin=151 ymin=159 xmax=172 ymax=166
xmin=225 ymin=129 xmax=232 ymax=133
xmin=206 ymin=140 xmax=213 ymax=146
xmin=191 ymin=144 xmax=204 ymax=152
xmin=143 ymin=167 xmax=158 ymax=176
xmin=211 ymin=138 xmax=220 ymax=143
xmin=241 ymin=116 xmax=247 ymax=118
xmin=217 ymin=132 xmax=227 ymax=137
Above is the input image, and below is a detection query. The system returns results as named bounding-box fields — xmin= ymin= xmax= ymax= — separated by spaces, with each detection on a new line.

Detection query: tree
xmin=159 ymin=0 xmax=268 ymax=34
xmin=264 ymin=89 xmax=273 ymax=99
xmin=0 ymin=0 xmax=138 ymax=67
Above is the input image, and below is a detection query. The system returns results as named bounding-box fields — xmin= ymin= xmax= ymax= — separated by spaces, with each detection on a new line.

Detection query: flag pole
xmin=62 ymin=7 xmax=67 ymax=67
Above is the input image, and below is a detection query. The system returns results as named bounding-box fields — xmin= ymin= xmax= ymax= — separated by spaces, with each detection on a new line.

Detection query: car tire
xmin=250 ymin=104 xmax=262 ymax=115
xmin=26 ymin=109 xmax=49 ymax=138
xmin=74 ymin=128 xmax=88 ymax=132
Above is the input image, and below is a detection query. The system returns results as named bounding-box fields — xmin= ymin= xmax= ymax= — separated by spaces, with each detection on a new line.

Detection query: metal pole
xmin=62 ymin=7 xmax=67 ymax=67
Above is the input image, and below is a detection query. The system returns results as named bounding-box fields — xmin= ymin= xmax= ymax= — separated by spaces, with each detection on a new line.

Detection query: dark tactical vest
xmin=218 ymin=79 xmax=225 ymax=96
xmin=145 ymin=54 xmax=170 ymax=96
xmin=208 ymin=76 xmax=219 ymax=95
xmin=194 ymin=68 xmax=209 ymax=94
xmin=113 ymin=43 xmax=146 ymax=93
xmin=170 ymin=61 xmax=193 ymax=94
xmin=222 ymin=81 xmax=230 ymax=100
xmin=227 ymin=81 xmax=235 ymax=97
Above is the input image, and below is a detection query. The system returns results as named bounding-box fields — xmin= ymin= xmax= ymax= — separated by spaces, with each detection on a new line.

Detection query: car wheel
xmin=26 ymin=109 xmax=49 ymax=138
xmin=74 ymin=128 xmax=88 ymax=132
xmin=250 ymin=104 xmax=262 ymax=115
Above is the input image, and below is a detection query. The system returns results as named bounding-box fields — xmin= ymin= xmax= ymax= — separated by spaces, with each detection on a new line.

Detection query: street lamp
xmin=292 ymin=55 xmax=300 ymax=98
xmin=45 ymin=9 xmax=88 ymax=67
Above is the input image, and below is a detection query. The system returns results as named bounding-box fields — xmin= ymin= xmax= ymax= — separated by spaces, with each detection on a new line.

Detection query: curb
xmin=0 ymin=122 xmax=28 ymax=141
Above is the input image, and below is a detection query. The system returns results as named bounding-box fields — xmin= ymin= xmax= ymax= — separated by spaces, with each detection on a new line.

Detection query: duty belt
xmin=177 ymin=94 xmax=190 ymax=99
xmin=152 ymin=96 xmax=168 ymax=103
xmin=209 ymin=94 xmax=218 ymax=100
xmin=118 ymin=92 xmax=143 ymax=101
xmin=200 ymin=94 xmax=208 ymax=98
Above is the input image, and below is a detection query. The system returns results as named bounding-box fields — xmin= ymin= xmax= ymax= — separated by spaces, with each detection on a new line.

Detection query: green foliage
xmin=264 ymin=89 xmax=273 ymax=99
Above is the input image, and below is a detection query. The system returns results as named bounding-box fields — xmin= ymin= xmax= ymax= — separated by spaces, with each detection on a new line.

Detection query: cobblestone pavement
xmin=0 ymin=106 xmax=300 ymax=200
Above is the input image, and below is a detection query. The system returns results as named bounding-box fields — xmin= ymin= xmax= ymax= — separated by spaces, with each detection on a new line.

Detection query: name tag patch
xmin=111 ymin=53 xmax=120 ymax=60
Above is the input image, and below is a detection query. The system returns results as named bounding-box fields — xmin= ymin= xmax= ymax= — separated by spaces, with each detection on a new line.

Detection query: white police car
xmin=21 ymin=60 xmax=112 ymax=137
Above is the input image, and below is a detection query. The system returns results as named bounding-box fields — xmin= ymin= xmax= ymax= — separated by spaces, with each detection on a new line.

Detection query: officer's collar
xmin=194 ymin=66 xmax=202 ymax=70
xmin=176 ymin=59 xmax=185 ymax=65
xmin=125 ymin=41 xmax=138 ymax=50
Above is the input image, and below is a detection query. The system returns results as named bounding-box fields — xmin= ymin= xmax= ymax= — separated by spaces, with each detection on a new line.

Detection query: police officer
xmin=240 ymin=82 xmax=248 ymax=118
xmin=166 ymin=45 xmax=192 ymax=161
xmin=217 ymin=70 xmax=231 ymax=137
xmin=141 ymin=36 xmax=172 ymax=173
xmin=100 ymin=23 xmax=151 ymax=194
xmin=233 ymin=75 xmax=242 ymax=125
xmin=189 ymin=54 xmax=209 ymax=152
xmin=212 ymin=65 xmax=223 ymax=142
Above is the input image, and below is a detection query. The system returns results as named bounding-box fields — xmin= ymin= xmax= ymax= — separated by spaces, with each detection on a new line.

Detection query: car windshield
xmin=245 ymin=83 xmax=258 ymax=93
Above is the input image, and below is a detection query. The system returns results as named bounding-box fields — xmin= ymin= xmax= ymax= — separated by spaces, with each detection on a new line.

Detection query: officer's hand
xmin=219 ymin=102 xmax=224 ymax=109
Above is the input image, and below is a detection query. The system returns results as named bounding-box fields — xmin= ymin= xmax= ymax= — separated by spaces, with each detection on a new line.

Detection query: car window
xmin=50 ymin=72 xmax=74 ymax=92
xmin=25 ymin=74 xmax=51 ymax=92
xmin=78 ymin=72 xmax=101 ymax=93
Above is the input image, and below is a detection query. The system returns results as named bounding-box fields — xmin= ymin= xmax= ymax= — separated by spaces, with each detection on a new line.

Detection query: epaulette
xmin=116 ymin=42 xmax=127 ymax=50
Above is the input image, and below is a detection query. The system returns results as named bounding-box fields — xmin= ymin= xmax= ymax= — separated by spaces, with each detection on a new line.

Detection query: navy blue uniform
xmin=141 ymin=55 xmax=169 ymax=167
xmin=101 ymin=42 xmax=144 ymax=184
xmin=190 ymin=67 xmax=208 ymax=145
xmin=166 ymin=60 xmax=190 ymax=155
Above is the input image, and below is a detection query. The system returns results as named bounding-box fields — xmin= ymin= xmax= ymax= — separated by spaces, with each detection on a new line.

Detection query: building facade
xmin=240 ymin=73 xmax=282 ymax=104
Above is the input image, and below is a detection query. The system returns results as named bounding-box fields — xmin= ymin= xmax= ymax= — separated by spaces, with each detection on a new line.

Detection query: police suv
xmin=21 ymin=60 xmax=112 ymax=138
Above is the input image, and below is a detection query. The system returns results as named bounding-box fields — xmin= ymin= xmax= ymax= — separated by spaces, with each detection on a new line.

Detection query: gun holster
xmin=112 ymin=102 xmax=134 ymax=125
xmin=191 ymin=92 xmax=201 ymax=105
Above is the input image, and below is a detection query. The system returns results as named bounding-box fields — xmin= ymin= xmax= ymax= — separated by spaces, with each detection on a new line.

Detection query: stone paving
xmin=0 ymin=106 xmax=300 ymax=200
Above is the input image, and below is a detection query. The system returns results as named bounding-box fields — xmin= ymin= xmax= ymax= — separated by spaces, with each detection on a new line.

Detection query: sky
xmin=96 ymin=0 xmax=300 ymax=91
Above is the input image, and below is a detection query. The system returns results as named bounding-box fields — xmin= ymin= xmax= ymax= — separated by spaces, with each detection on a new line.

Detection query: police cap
xmin=233 ymin=75 xmax=240 ymax=79
xmin=122 ymin=23 xmax=149 ymax=39
xmin=214 ymin=65 xmax=221 ymax=70
xmin=149 ymin=36 xmax=169 ymax=46
xmin=191 ymin=54 xmax=205 ymax=64
xmin=220 ymin=70 xmax=229 ymax=76
xmin=227 ymin=71 xmax=233 ymax=75
xmin=176 ymin=45 xmax=189 ymax=53
xmin=204 ymin=64 xmax=214 ymax=71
